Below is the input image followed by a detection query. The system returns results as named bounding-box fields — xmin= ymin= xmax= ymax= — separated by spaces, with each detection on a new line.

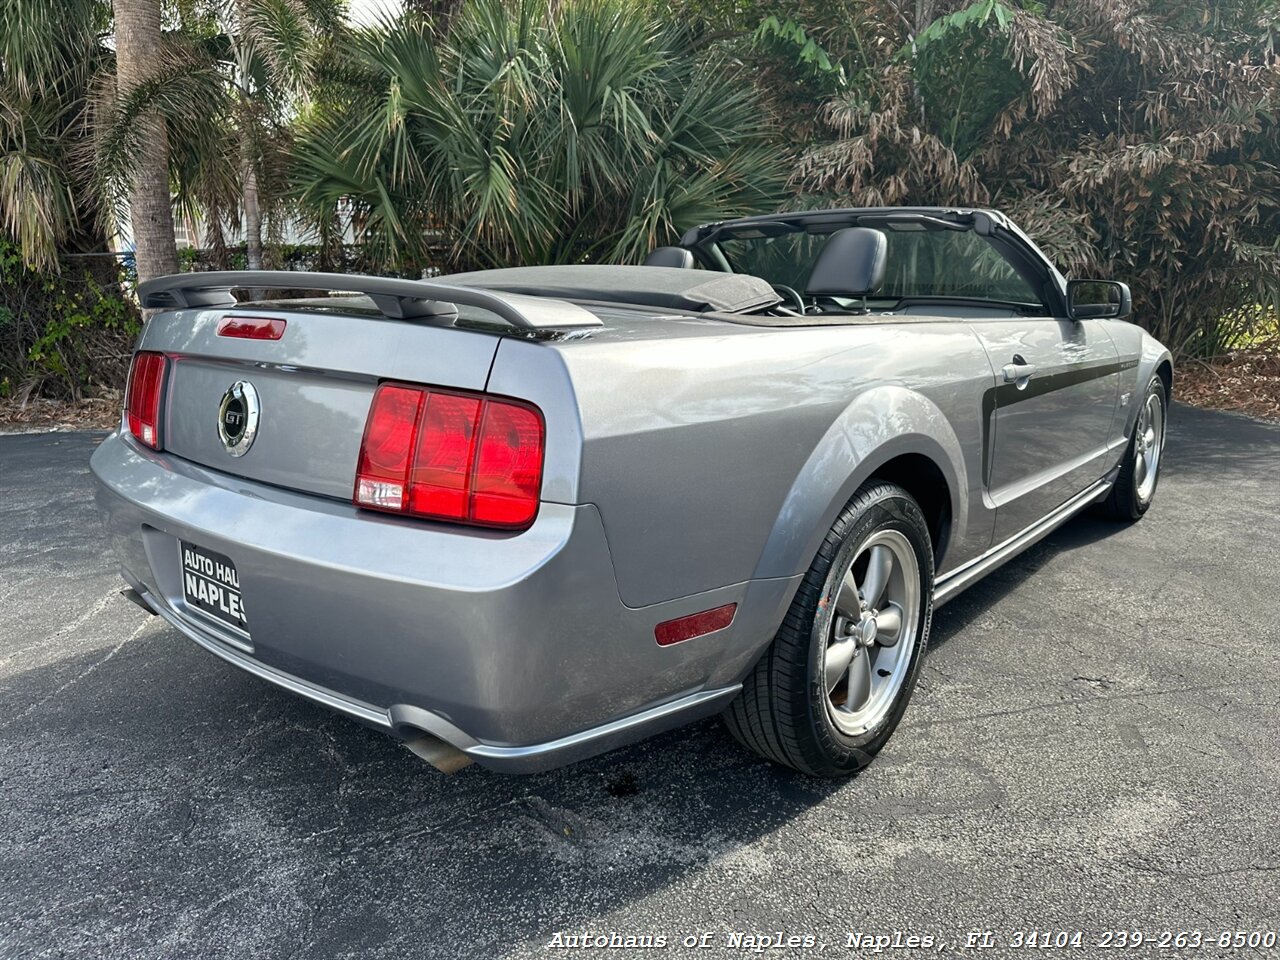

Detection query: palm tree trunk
xmin=232 ymin=0 xmax=264 ymax=282
xmin=241 ymin=135 xmax=263 ymax=272
xmin=240 ymin=132 xmax=264 ymax=299
xmin=111 ymin=0 xmax=178 ymax=285
xmin=205 ymin=205 xmax=231 ymax=271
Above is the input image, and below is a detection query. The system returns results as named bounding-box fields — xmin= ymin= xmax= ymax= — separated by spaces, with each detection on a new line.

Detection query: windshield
xmin=718 ymin=225 xmax=1044 ymax=308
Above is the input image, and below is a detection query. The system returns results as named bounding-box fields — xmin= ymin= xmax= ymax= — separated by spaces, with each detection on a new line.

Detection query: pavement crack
xmin=1072 ymin=675 xmax=1115 ymax=688
xmin=0 ymin=586 xmax=125 ymax=669
xmin=906 ymin=681 xmax=1262 ymax=729
xmin=3 ymin=617 xmax=151 ymax=728
xmin=1122 ymin=860 xmax=1280 ymax=880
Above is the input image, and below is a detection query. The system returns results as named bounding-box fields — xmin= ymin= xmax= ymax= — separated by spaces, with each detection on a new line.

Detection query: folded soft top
xmin=445 ymin=264 xmax=781 ymax=315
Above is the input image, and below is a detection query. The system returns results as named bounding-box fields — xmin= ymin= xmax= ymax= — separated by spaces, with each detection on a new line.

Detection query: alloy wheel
xmin=822 ymin=529 xmax=921 ymax=737
xmin=1135 ymin=389 xmax=1165 ymax=502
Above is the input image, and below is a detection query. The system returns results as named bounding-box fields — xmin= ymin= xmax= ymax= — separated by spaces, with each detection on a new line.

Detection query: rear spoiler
xmin=137 ymin=270 xmax=603 ymax=329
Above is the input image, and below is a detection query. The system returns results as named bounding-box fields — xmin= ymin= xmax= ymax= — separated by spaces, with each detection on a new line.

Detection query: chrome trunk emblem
xmin=217 ymin=381 xmax=260 ymax=457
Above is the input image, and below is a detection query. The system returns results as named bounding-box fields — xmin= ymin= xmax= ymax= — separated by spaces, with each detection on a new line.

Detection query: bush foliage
xmin=0 ymin=243 xmax=139 ymax=402
xmin=290 ymin=0 xmax=1280 ymax=356
xmin=783 ymin=0 xmax=1280 ymax=356
xmin=293 ymin=0 xmax=787 ymax=271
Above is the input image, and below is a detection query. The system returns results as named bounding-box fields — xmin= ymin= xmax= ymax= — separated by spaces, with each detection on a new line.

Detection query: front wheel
xmin=724 ymin=481 xmax=934 ymax=776
xmin=1102 ymin=375 xmax=1168 ymax=521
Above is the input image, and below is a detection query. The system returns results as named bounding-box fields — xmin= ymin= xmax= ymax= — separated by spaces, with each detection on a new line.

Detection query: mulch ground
xmin=1174 ymin=341 xmax=1280 ymax=424
xmin=0 ymin=395 xmax=121 ymax=433
xmin=3 ymin=345 xmax=1279 ymax=433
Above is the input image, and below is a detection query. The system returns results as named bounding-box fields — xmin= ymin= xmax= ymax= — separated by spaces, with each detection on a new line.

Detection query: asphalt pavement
xmin=1 ymin=404 xmax=1277 ymax=959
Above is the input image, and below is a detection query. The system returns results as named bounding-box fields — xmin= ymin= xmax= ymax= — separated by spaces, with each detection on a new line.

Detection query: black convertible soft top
xmin=444 ymin=264 xmax=781 ymax=314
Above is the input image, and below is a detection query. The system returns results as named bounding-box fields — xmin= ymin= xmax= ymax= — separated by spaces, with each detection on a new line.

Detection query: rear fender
xmin=751 ymin=385 xmax=967 ymax=583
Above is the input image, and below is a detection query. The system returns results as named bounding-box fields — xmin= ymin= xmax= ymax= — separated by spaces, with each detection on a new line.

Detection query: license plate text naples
xmin=182 ymin=545 xmax=244 ymax=626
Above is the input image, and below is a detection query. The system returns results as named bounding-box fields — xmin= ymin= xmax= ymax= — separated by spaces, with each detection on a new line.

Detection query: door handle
xmin=1002 ymin=359 xmax=1037 ymax=387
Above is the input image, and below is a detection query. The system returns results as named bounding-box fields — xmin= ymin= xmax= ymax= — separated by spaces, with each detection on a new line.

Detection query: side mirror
xmin=1067 ymin=279 xmax=1131 ymax=320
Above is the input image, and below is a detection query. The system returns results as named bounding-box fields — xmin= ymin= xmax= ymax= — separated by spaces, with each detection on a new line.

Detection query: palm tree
xmin=111 ymin=0 xmax=179 ymax=282
xmin=0 ymin=0 xmax=109 ymax=268
xmin=293 ymin=0 xmax=787 ymax=271
xmin=220 ymin=0 xmax=342 ymax=270
xmin=94 ymin=0 xmax=342 ymax=274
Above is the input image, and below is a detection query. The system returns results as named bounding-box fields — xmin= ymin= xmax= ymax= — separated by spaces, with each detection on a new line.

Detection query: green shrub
xmin=0 ymin=242 xmax=139 ymax=402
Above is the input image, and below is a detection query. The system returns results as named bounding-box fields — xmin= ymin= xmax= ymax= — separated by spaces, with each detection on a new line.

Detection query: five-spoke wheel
xmin=823 ymin=530 xmax=921 ymax=737
xmin=724 ymin=481 xmax=933 ymax=776
xmin=1103 ymin=374 xmax=1168 ymax=521
xmin=1134 ymin=388 xmax=1165 ymax=503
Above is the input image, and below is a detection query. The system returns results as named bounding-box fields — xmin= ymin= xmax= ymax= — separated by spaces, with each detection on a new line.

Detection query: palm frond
xmin=0 ymin=145 xmax=77 ymax=266
xmin=0 ymin=0 xmax=99 ymax=98
xmin=241 ymin=0 xmax=322 ymax=98
xmin=291 ymin=0 xmax=784 ymax=270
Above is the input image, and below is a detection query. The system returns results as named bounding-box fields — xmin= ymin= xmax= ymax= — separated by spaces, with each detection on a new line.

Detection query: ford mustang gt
xmin=92 ymin=207 xmax=1172 ymax=776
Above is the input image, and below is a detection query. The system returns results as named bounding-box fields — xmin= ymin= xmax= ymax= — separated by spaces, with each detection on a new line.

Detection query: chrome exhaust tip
xmin=403 ymin=734 xmax=474 ymax=774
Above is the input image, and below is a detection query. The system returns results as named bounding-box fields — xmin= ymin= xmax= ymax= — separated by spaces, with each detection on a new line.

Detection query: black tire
xmin=723 ymin=481 xmax=934 ymax=776
xmin=1101 ymin=374 xmax=1168 ymax=522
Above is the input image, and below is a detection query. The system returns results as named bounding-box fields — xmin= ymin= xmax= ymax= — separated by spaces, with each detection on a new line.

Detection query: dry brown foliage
xmin=1176 ymin=341 xmax=1280 ymax=423
xmin=791 ymin=0 xmax=1280 ymax=359
xmin=0 ymin=394 xmax=120 ymax=432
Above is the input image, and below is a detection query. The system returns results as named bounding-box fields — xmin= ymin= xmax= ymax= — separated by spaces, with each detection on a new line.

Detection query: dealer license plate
xmin=180 ymin=541 xmax=248 ymax=632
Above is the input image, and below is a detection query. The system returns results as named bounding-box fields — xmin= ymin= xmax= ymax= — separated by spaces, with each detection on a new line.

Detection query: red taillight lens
xmin=408 ymin=393 xmax=481 ymax=518
xmin=217 ymin=316 xmax=287 ymax=340
xmin=355 ymin=383 xmax=544 ymax=529
xmin=472 ymin=401 xmax=546 ymax=526
xmin=354 ymin=386 xmax=423 ymax=511
xmin=125 ymin=351 xmax=167 ymax=449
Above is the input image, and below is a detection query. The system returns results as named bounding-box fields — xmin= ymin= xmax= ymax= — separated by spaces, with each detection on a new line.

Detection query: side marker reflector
xmin=655 ymin=603 xmax=737 ymax=646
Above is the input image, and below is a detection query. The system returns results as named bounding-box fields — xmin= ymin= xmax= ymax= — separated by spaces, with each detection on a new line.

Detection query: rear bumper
xmin=91 ymin=432 xmax=796 ymax=772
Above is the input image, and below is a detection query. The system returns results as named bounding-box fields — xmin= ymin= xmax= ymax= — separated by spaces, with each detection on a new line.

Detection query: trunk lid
xmin=142 ymin=302 xmax=504 ymax=501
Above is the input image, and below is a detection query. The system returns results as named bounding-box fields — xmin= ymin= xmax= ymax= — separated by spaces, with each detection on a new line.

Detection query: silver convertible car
xmin=92 ymin=207 xmax=1172 ymax=776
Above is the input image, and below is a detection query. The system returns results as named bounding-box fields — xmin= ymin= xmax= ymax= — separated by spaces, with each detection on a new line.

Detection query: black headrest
xmin=643 ymin=246 xmax=695 ymax=269
xmin=804 ymin=227 xmax=888 ymax=297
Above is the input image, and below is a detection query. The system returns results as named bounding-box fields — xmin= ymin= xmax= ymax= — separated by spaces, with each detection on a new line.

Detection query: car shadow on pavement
xmin=0 ymin=621 xmax=855 ymax=958
xmin=928 ymin=512 xmax=1120 ymax=652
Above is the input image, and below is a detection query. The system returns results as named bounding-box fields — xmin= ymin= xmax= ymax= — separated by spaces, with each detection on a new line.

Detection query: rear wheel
xmin=724 ymin=481 xmax=934 ymax=776
xmin=1101 ymin=375 xmax=1167 ymax=521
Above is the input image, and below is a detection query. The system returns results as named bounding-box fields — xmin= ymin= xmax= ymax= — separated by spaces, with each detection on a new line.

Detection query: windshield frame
xmin=685 ymin=208 xmax=1067 ymax=317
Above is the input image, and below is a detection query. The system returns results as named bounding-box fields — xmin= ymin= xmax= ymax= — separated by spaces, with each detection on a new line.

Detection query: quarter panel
xmin=555 ymin=321 xmax=996 ymax=606
xmin=751 ymin=385 xmax=988 ymax=584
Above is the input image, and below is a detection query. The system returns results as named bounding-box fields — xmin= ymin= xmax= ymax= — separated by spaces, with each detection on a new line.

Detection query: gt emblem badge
xmin=217 ymin=381 xmax=260 ymax=457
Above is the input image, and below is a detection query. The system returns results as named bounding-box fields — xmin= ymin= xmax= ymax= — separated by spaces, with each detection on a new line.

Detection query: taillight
xmin=355 ymin=383 xmax=545 ymax=529
xmin=125 ymin=351 xmax=167 ymax=449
